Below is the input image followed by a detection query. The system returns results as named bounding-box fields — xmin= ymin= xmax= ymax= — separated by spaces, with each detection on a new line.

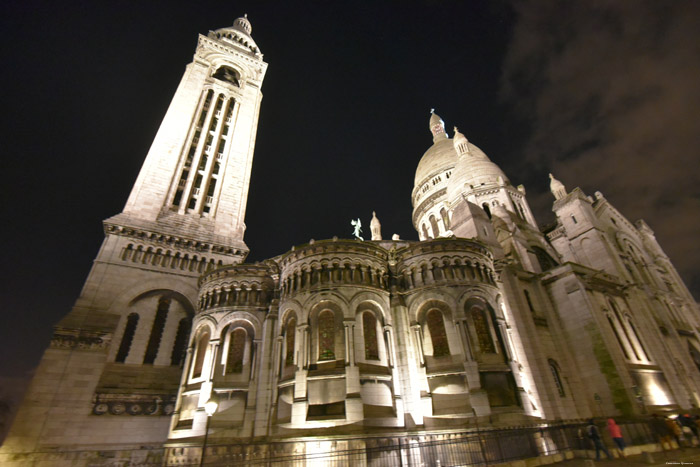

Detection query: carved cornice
xmin=279 ymin=239 xmax=388 ymax=269
xmin=104 ymin=222 xmax=246 ymax=258
xmin=546 ymin=225 xmax=567 ymax=241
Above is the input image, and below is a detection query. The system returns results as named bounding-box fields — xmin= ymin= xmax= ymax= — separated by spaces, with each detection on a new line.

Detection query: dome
xmin=414 ymin=138 xmax=457 ymax=187
xmin=446 ymin=141 xmax=509 ymax=205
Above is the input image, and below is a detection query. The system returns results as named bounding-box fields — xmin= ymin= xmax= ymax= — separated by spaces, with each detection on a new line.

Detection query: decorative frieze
xmin=92 ymin=393 xmax=176 ymax=417
xmin=50 ymin=328 xmax=111 ymax=351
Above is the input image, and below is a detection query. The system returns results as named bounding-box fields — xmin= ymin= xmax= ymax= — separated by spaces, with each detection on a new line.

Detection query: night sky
xmin=1 ymin=0 xmax=699 ymax=386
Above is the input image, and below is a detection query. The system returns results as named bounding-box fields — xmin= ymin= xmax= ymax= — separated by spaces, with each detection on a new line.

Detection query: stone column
xmin=344 ymin=321 xmax=355 ymax=366
xmin=250 ymin=339 xmax=260 ymax=380
xmin=299 ymin=324 xmax=310 ymax=369
xmin=384 ymin=325 xmax=397 ymax=368
xmin=456 ymin=319 xmax=473 ymax=361
xmin=411 ymin=324 xmax=425 ymax=366
xmin=273 ymin=336 xmax=283 ymax=379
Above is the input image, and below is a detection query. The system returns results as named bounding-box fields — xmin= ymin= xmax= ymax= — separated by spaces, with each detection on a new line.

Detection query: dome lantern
xmin=429 ymin=109 xmax=447 ymax=142
xmin=233 ymin=14 xmax=252 ymax=35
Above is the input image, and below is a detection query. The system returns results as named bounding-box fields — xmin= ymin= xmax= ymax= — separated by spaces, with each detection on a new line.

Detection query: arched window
xmin=548 ymin=359 xmax=566 ymax=397
xmin=627 ymin=317 xmax=650 ymax=361
xmin=226 ymin=328 xmax=247 ymax=374
xmin=285 ymin=317 xmax=296 ymax=367
xmin=532 ymin=246 xmax=558 ymax=271
xmin=116 ymin=313 xmax=139 ymax=363
xmin=421 ymin=223 xmax=430 ymax=240
xmin=191 ymin=330 xmax=210 ymax=379
xmin=471 ymin=306 xmax=496 ymax=353
xmin=144 ymin=297 xmax=170 ymax=364
xmin=482 ymin=203 xmax=492 ymax=219
xmin=440 ymin=207 xmax=450 ymax=229
xmin=607 ymin=315 xmax=630 ymax=359
xmin=427 ymin=309 xmax=450 ymax=357
xmin=212 ymin=66 xmax=240 ymax=86
xmin=429 ymin=215 xmax=440 ymax=238
xmin=318 ymin=310 xmax=335 ymax=361
xmin=170 ymin=317 xmax=191 ymax=366
xmin=363 ymin=312 xmax=380 ymax=360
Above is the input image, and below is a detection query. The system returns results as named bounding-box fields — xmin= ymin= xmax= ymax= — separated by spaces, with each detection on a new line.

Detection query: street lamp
xmin=200 ymin=394 xmax=219 ymax=467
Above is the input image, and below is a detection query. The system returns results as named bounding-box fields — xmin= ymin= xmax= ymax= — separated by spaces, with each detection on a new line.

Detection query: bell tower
xmin=115 ymin=14 xmax=267 ymax=257
xmin=1 ymin=17 xmax=267 ymax=460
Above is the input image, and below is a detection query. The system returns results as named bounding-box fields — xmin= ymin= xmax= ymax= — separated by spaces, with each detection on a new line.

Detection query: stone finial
xmin=391 ymin=233 xmax=400 ymax=241
xmin=549 ymin=173 xmax=567 ymax=200
xmin=370 ymin=211 xmax=382 ymax=241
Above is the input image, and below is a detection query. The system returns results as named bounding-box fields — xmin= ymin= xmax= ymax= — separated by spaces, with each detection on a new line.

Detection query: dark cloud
xmin=501 ymin=0 xmax=700 ymax=297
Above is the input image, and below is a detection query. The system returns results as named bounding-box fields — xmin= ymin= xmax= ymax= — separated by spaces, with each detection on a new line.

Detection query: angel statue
xmin=351 ymin=218 xmax=364 ymax=241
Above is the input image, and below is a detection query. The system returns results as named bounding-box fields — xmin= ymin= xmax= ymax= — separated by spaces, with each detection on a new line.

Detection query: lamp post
xmin=199 ymin=395 xmax=219 ymax=467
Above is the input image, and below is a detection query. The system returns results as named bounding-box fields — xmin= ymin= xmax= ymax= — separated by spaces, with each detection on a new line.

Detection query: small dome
xmin=233 ymin=15 xmax=252 ymax=35
xmin=446 ymin=141 xmax=508 ymax=206
xmin=212 ymin=16 xmax=261 ymax=55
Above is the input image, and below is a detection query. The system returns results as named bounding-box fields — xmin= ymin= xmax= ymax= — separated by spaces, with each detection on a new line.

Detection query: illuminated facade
xmin=3 ymin=16 xmax=700 ymax=466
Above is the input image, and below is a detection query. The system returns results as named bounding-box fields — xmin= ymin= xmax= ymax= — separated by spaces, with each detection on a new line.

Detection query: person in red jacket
xmin=607 ymin=418 xmax=626 ymax=458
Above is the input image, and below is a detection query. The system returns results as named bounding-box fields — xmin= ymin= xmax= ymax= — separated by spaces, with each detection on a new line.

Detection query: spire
xmin=429 ymin=109 xmax=447 ymax=142
xmin=549 ymin=173 xmax=567 ymax=200
xmin=453 ymin=126 xmax=469 ymax=156
xmin=370 ymin=211 xmax=382 ymax=241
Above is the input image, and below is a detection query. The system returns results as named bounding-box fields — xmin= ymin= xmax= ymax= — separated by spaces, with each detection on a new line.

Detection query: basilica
xmin=2 ymin=16 xmax=699 ymax=466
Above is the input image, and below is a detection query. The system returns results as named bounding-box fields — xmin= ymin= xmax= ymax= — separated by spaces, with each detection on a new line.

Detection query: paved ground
xmin=552 ymin=447 xmax=700 ymax=466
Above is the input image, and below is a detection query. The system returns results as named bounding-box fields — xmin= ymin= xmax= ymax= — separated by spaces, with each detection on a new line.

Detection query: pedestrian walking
xmin=606 ymin=418 xmax=626 ymax=458
xmin=586 ymin=419 xmax=613 ymax=461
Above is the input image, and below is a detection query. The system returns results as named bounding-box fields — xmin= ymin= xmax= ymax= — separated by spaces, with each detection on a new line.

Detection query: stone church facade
xmin=2 ymin=16 xmax=699 ymax=466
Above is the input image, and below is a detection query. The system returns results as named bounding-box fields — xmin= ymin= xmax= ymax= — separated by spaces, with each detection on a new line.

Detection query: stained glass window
xmin=318 ymin=310 xmax=335 ymax=361
xmin=363 ymin=312 xmax=379 ymax=360
xmin=226 ymin=328 xmax=246 ymax=374
xmin=285 ymin=317 xmax=296 ymax=366
xmin=427 ymin=309 xmax=450 ymax=357
xmin=472 ymin=306 xmax=496 ymax=353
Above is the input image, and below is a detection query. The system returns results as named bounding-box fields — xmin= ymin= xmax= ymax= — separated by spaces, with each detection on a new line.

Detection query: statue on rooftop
xmin=351 ymin=218 xmax=364 ymax=241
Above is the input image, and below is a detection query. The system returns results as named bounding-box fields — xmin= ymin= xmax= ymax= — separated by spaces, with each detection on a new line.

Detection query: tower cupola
xmin=233 ymin=14 xmax=252 ymax=35
xmin=445 ymin=128 xmax=508 ymax=207
xmin=429 ymin=110 xmax=447 ymax=142
xmin=453 ymin=126 xmax=469 ymax=155
xmin=211 ymin=15 xmax=261 ymax=56
xmin=549 ymin=173 xmax=567 ymax=200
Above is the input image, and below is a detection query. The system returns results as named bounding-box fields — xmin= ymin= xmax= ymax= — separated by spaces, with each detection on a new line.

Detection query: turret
xmin=370 ymin=211 xmax=382 ymax=241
